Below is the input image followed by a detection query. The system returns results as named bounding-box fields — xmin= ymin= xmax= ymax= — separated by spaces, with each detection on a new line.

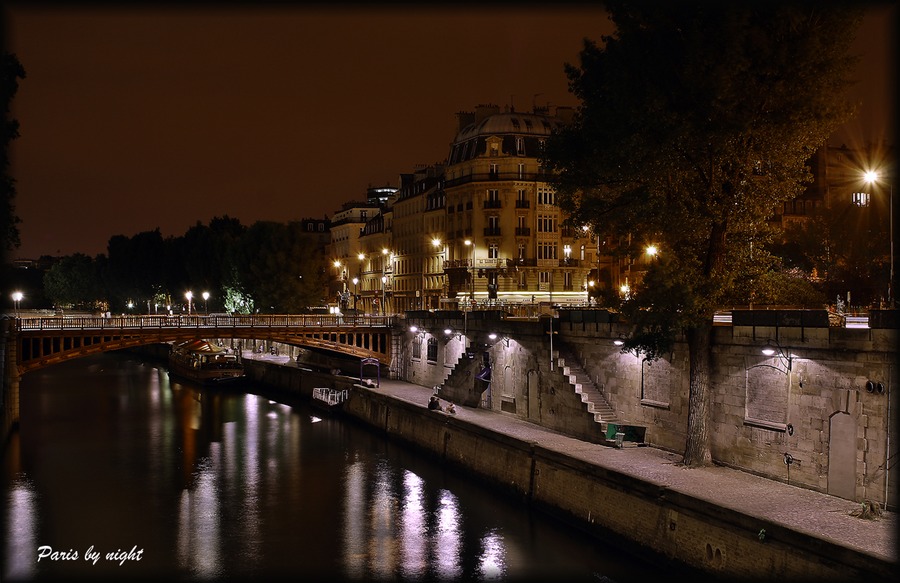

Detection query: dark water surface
xmin=2 ymin=352 xmax=681 ymax=582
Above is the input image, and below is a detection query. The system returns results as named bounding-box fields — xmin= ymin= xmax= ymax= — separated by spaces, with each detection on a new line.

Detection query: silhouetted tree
xmin=43 ymin=253 xmax=103 ymax=310
xmin=180 ymin=215 xmax=246 ymax=312
xmin=543 ymin=1 xmax=860 ymax=466
xmin=229 ymin=221 xmax=327 ymax=312
xmin=106 ymin=229 xmax=168 ymax=312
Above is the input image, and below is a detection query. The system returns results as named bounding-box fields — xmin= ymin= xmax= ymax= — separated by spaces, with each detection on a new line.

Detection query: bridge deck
xmin=10 ymin=314 xmax=397 ymax=374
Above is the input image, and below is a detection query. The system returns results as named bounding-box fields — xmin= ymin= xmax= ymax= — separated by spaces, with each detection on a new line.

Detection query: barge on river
xmin=168 ymin=339 xmax=245 ymax=385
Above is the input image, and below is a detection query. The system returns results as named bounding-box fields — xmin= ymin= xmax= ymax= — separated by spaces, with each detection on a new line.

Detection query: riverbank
xmin=236 ymin=353 xmax=896 ymax=582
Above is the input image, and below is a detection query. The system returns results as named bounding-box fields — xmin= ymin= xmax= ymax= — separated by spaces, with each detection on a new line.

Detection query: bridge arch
xmin=9 ymin=315 xmax=395 ymax=375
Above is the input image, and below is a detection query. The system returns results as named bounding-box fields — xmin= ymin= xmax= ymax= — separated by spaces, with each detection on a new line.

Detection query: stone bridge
xmin=8 ymin=314 xmax=397 ymax=375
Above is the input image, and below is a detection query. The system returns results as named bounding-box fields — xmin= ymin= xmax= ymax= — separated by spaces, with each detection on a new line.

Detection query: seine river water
xmin=2 ymin=351 xmax=686 ymax=582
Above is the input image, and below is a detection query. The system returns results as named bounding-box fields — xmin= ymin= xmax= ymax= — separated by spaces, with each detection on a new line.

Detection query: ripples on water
xmin=2 ymin=353 xmax=679 ymax=582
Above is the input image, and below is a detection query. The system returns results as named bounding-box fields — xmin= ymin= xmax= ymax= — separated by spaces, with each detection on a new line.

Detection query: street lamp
xmin=352 ymin=277 xmax=359 ymax=310
xmin=12 ymin=291 xmax=23 ymax=317
xmin=422 ymin=237 xmax=443 ymax=310
xmin=464 ymin=239 xmax=475 ymax=303
xmin=381 ymin=276 xmax=387 ymax=315
xmin=202 ymin=291 xmax=210 ymax=314
xmin=863 ymin=170 xmax=893 ymax=306
xmin=185 ymin=291 xmax=193 ymax=315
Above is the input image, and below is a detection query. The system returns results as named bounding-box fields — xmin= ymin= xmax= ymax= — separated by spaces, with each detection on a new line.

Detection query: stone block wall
xmin=401 ymin=314 xmax=898 ymax=506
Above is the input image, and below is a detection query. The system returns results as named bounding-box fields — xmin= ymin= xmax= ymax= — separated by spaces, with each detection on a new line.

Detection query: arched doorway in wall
xmin=827 ymin=409 xmax=857 ymax=501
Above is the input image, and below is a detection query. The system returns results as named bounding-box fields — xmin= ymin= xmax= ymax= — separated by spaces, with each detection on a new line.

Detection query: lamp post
xmin=863 ymin=170 xmax=893 ymax=306
xmin=352 ymin=277 xmax=359 ymax=310
xmin=185 ymin=291 xmax=193 ymax=315
xmin=464 ymin=239 xmax=475 ymax=304
xmin=12 ymin=291 xmax=23 ymax=317
xmin=430 ymin=238 xmax=444 ymax=310
xmin=381 ymin=249 xmax=393 ymax=315
xmin=357 ymin=252 xmax=366 ymax=313
xmin=202 ymin=291 xmax=210 ymax=314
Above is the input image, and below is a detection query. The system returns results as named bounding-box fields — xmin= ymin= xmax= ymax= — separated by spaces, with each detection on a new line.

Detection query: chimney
xmin=474 ymin=103 xmax=500 ymax=124
xmin=456 ymin=110 xmax=475 ymax=132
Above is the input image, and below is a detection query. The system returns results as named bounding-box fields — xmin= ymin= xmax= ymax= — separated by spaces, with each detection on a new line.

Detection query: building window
xmin=537 ymin=187 xmax=555 ymax=205
xmin=537 ymin=215 xmax=556 ymax=233
xmin=489 ymin=163 xmax=499 ymax=178
xmin=427 ymin=338 xmax=438 ymax=362
xmin=518 ymin=163 xmax=525 ymax=178
xmin=488 ymin=243 xmax=499 ymax=259
xmin=485 ymin=189 xmax=501 ymax=209
xmin=538 ymin=242 xmax=557 ymax=260
xmin=516 ymin=137 xmax=524 ymax=155
xmin=412 ymin=337 xmax=422 ymax=359
xmin=518 ymin=242 xmax=526 ymax=259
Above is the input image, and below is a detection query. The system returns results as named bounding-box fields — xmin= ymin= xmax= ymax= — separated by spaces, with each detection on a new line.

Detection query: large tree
xmin=43 ymin=253 xmax=103 ymax=310
xmin=543 ymin=1 xmax=860 ymax=466
xmin=229 ymin=220 xmax=327 ymax=313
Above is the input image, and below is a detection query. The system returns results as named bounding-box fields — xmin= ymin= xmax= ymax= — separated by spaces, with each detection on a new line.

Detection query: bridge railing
xmin=14 ymin=314 xmax=396 ymax=331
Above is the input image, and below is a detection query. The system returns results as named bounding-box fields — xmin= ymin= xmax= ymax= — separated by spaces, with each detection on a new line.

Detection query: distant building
xmin=323 ymin=103 xmax=894 ymax=314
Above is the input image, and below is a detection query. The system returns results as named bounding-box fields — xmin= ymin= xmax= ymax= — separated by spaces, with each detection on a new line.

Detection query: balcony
xmin=443 ymin=171 xmax=555 ymax=188
xmin=515 ymin=227 xmax=531 ymax=236
xmin=484 ymin=199 xmax=502 ymax=209
xmin=483 ymin=227 xmax=502 ymax=237
xmin=515 ymin=199 xmax=530 ymax=209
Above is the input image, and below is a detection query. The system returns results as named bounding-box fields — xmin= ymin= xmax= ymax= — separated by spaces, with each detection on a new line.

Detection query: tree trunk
xmin=682 ymin=321 xmax=713 ymax=467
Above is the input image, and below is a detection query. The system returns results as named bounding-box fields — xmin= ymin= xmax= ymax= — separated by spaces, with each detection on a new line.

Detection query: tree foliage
xmin=229 ymin=221 xmax=327 ymax=313
xmin=543 ymin=1 xmax=861 ymax=465
xmin=43 ymin=253 xmax=102 ymax=310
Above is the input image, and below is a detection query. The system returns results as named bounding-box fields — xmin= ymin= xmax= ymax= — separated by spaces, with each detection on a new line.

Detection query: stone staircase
xmin=554 ymin=342 xmax=618 ymax=430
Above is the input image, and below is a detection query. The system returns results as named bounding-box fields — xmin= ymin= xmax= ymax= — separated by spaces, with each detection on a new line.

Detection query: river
xmin=2 ymin=351 xmax=685 ymax=582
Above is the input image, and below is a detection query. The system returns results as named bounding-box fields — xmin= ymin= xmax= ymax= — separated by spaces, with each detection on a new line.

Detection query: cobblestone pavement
xmin=243 ymin=353 xmax=897 ymax=566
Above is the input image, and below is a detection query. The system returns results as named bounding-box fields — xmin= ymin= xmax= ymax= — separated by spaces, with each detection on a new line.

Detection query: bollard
xmin=615 ymin=432 xmax=625 ymax=449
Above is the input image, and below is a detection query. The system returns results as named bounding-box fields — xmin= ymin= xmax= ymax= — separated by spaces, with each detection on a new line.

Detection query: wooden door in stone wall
xmin=827 ymin=410 xmax=857 ymax=501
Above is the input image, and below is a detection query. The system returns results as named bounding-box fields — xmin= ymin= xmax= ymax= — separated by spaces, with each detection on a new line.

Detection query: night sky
xmin=3 ymin=2 xmax=895 ymax=260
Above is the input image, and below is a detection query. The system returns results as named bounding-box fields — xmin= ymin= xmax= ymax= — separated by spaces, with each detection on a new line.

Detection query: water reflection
xmin=2 ymin=353 xmax=679 ymax=582
xmin=4 ymin=477 xmax=37 ymax=581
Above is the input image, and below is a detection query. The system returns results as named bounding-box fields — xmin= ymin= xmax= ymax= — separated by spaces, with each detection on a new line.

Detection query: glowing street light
xmin=185 ymin=291 xmax=193 ymax=315
xmin=202 ymin=291 xmax=210 ymax=314
xmin=12 ymin=291 xmax=23 ymax=317
xmin=863 ymin=170 xmax=893 ymax=306
xmin=646 ymin=245 xmax=658 ymax=257
xmin=464 ymin=239 xmax=475 ymax=302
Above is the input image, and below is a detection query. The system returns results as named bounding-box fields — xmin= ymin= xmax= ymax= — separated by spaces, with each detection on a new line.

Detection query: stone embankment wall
xmin=341 ymin=384 xmax=893 ymax=582
xmin=403 ymin=310 xmax=898 ymax=508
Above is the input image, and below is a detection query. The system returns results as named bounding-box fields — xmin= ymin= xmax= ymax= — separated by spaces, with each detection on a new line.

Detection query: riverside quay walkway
xmin=241 ymin=350 xmax=898 ymax=582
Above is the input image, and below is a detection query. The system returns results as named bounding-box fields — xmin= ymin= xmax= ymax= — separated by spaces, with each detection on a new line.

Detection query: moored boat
xmin=311 ymin=387 xmax=349 ymax=413
xmin=168 ymin=339 xmax=244 ymax=385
